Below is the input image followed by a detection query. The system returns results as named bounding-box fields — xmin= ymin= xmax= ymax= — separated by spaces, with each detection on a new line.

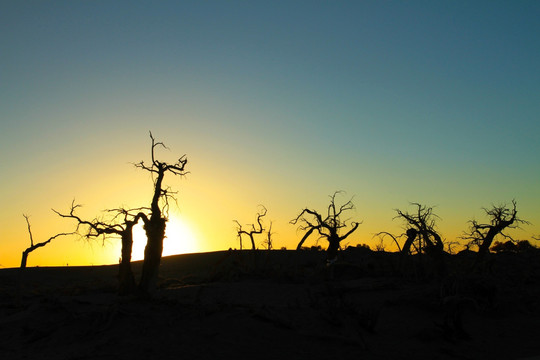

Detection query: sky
xmin=1 ymin=0 xmax=539 ymax=268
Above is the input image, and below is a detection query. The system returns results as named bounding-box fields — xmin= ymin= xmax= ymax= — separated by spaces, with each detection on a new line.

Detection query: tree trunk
xmin=326 ymin=237 xmax=340 ymax=262
xmin=139 ymin=217 xmax=166 ymax=295
xmin=118 ymin=231 xmax=136 ymax=295
xmin=477 ymin=227 xmax=500 ymax=258
xmin=401 ymin=229 xmax=417 ymax=255
xmin=20 ymin=250 xmax=29 ymax=269
xmin=139 ymin=167 xmax=167 ymax=295
xmin=429 ymin=230 xmax=444 ymax=252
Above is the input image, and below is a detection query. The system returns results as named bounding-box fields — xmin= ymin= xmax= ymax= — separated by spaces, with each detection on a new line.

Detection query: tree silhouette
xmin=291 ymin=191 xmax=360 ymax=263
xmin=54 ymin=201 xmax=148 ymax=294
xmin=21 ymin=214 xmax=74 ymax=268
xmin=393 ymin=203 xmax=447 ymax=278
xmin=135 ymin=131 xmax=188 ymax=295
xmin=234 ymin=206 xmax=267 ymax=250
xmin=262 ymin=221 xmax=274 ymax=250
xmin=462 ymin=200 xmax=528 ymax=262
xmin=395 ymin=203 xmax=444 ymax=255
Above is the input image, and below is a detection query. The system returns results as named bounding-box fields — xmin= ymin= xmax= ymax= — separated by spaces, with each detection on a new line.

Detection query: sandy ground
xmin=1 ymin=250 xmax=540 ymax=360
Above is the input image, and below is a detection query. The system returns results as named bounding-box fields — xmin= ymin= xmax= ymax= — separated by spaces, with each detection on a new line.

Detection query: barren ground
xmin=1 ymin=249 xmax=540 ymax=360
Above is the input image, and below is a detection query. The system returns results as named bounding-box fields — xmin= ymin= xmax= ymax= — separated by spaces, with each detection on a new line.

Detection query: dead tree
xmin=291 ymin=192 xmax=361 ymax=262
xmin=234 ymin=206 xmax=267 ymax=250
xmin=462 ymin=200 xmax=528 ymax=262
xmin=21 ymin=214 xmax=74 ymax=268
xmin=395 ymin=203 xmax=444 ymax=255
xmin=54 ymin=201 xmax=147 ymax=295
xmin=135 ymin=131 xmax=188 ymax=294
xmin=262 ymin=221 xmax=274 ymax=250
xmin=395 ymin=203 xmax=446 ymax=278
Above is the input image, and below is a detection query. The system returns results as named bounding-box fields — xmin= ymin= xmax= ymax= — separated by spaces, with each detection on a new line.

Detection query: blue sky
xmin=1 ymin=1 xmax=539 ymax=266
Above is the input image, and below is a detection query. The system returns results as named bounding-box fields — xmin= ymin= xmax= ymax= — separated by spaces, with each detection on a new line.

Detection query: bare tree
xmin=135 ymin=131 xmax=188 ymax=294
xmin=234 ymin=206 xmax=267 ymax=250
xmin=21 ymin=214 xmax=74 ymax=268
xmin=395 ymin=203 xmax=444 ymax=255
xmin=462 ymin=200 xmax=529 ymax=261
xmin=262 ymin=221 xmax=274 ymax=250
xmin=291 ymin=191 xmax=361 ymax=262
xmin=54 ymin=201 xmax=147 ymax=294
xmin=393 ymin=203 xmax=447 ymax=278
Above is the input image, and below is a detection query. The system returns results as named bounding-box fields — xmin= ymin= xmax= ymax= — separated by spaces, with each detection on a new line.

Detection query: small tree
xmin=54 ymin=201 xmax=147 ymax=295
xmin=234 ymin=206 xmax=267 ymax=250
xmin=21 ymin=214 xmax=74 ymax=268
xmin=462 ymin=200 xmax=528 ymax=261
xmin=135 ymin=132 xmax=188 ymax=295
xmin=291 ymin=191 xmax=360 ymax=262
xmin=262 ymin=221 xmax=274 ymax=250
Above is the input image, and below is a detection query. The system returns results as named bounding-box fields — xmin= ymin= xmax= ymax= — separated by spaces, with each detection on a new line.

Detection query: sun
xmin=131 ymin=215 xmax=199 ymax=261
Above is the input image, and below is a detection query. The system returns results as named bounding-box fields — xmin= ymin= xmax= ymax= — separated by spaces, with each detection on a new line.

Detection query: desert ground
xmin=1 ymin=249 xmax=540 ymax=360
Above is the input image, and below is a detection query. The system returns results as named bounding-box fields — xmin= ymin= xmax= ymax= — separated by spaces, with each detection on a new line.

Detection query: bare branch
xmin=53 ymin=201 xmax=148 ymax=241
xmin=22 ymin=214 xmax=34 ymax=247
xmin=339 ymin=221 xmax=360 ymax=241
xmin=134 ymin=160 xmax=158 ymax=174
xmin=21 ymin=213 xmax=75 ymax=268
xmin=296 ymin=226 xmax=318 ymax=250
xmin=373 ymin=231 xmax=402 ymax=252
xmin=149 ymin=131 xmax=169 ymax=166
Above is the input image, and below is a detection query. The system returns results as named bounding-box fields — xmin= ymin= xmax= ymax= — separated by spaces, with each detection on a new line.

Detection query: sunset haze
xmin=1 ymin=1 xmax=539 ymax=268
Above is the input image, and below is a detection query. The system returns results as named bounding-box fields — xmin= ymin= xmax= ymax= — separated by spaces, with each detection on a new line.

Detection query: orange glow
xmin=131 ymin=215 xmax=199 ymax=261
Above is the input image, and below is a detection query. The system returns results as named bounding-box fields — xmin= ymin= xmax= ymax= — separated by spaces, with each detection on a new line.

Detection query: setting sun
xmin=131 ymin=216 xmax=199 ymax=261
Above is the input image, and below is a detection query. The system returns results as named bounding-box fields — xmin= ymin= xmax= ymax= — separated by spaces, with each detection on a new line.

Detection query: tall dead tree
xmin=21 ymin=214 xmax=74 ymax=268
xmin=234 ymin=206 xmax=267 ymax=250
xmin=462 ymin=200 xmax=528 ymax=262
xmin=54 ymin=202 xmax=147 ymax=294
xmin=135 ymin=132 xmax=188 ymax=295
xmin=291 ymin=192 xmax=360 ymax=262
xmin=395 ymin=203 xmax=444 ymax=255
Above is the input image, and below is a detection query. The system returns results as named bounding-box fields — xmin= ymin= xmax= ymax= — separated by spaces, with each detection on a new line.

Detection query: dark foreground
xmin=1 ymin=249 xmax=540 ymax=360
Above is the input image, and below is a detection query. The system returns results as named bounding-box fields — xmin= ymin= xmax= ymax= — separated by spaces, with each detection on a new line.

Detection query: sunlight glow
xmin=131 ymin=216 xmax=199 ymax=261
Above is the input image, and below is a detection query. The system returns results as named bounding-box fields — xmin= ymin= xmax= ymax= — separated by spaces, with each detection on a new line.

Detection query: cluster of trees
xmin=236 ymin=192 xmax=532 ymax=267
xmin=20 ymin=132 xmax=533 ymax=294
xmin=21 ymin=132 xmax=188 ymax=296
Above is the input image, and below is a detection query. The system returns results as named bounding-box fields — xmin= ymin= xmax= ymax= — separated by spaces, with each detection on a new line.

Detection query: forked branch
xmin=234 ymin=206 xmax=268 ymax=250
xmin=21 ymin=214 xmax=75 ymax=268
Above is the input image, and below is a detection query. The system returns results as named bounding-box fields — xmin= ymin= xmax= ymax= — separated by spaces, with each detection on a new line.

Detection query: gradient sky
xmin=1 ymin=1 xmax=539 ymax=267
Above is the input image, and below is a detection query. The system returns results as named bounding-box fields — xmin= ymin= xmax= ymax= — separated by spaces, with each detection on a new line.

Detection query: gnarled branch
xmin=234 ymin=206 xmax=267 ymax=250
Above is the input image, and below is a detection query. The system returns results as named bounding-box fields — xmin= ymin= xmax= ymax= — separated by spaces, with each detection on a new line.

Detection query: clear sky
xmin=1 ymin=1 xmax=539 ymax=267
